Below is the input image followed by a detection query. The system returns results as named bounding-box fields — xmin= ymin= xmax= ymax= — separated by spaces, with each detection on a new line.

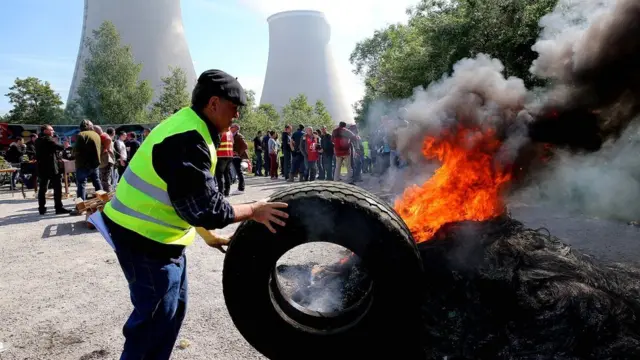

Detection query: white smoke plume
xmin=363 ymin=0 xmax=640 ymax=221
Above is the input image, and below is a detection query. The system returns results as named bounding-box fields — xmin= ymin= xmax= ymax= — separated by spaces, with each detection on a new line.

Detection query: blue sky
xmin=0 ymin=0 xmax=415 ymax=116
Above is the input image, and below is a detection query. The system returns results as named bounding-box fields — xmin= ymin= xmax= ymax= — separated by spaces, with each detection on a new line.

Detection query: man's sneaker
xmin=231 ymin=190 xmax=245 ymax=196
xmin=39 ymin=207 xmax=46 ymax=215
xmin=55 ymin=208 xmax=71 ymax=214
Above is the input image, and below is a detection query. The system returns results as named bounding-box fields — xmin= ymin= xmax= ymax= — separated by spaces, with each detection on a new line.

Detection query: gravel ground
xmin=0 ymin=174 xmax=638 ymax=359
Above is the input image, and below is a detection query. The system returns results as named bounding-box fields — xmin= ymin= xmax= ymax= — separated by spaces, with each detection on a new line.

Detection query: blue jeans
xmin=255 ymin=152 xmax=263 ymax=175
xmin=76 ymin=167 xmax=102 ymax=200
xmin=290 ymin=153 xmax=305 ymax=179
xmin=306 ymin=160 xmax=317 ymax=181
xmin=352 ymin=153 xmax=363 ymax=181
xmin=283 ymin=151 xmax=291 ymax=177
xmin=321 ymin=154 xmax=334 ymax=180
xmin=112 ymin=236 xmax=188 ymax=360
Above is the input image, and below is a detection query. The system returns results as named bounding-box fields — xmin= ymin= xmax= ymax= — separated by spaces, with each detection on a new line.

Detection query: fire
xmin=394 ymin=127 xmax=512 ymax=242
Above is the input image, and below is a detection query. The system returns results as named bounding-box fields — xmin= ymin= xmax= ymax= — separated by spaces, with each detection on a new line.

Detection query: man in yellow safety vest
xmin=101 ymin=69 xmax=288 ymax=359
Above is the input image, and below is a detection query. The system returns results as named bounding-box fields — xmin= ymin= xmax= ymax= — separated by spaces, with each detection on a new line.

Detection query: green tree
xmin=4 ymin=77 xmax=65 ymax=124
xmin=77 ymin=21 xmax=153 ymax=124
xmin=257 ymin=103 xmax=280 ymax=124
xmin=236 ymin=90 xmax=280 ymax=139
xmin=350 ymin=0 xmax=558 ymax=122
xmin=63 ymin=100 xmax=85 ymax=124
xmin=152 ymin=66 xmax=191 ymax=120
xmin=282 ymin=94 xmax=315 ymax=128
xmin=281 ymin=94 xmax=333 ymax=130
xmin=312 ymin=100 xmax=333 ymax=128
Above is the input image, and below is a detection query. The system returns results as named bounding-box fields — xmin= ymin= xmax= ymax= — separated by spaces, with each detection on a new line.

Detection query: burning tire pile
xmin=224 ymin=183 xmax=640 ymax=359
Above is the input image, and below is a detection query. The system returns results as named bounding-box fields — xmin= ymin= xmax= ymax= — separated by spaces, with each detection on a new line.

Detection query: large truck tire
xmin=223 ymin=182 xmax=425 ymax=359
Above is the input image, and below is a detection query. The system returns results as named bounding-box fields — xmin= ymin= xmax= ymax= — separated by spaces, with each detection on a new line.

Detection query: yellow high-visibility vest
xmin=103 ymin=107 xmax=218 ymax=246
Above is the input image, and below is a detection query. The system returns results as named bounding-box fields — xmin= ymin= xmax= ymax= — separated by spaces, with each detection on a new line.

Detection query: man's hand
xmin=196 ymin=227 xmax=230 ymax=253
xmin=250 ymin=201 xmax=289 ymax=233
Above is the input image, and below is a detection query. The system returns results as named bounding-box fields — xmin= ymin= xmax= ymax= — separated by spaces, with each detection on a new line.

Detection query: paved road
xmin=0 ymin=174 xmax=637 ymax=359
xmin=509 ymin=204 xmax=639 ymax=264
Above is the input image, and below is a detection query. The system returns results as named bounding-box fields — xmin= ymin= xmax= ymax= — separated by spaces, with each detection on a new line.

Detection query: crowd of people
xmin=247 ymin=114 xmax=409 ymax=187
xmin=3 ymin=121 xmax=149 ymax=215
xmin=3 ymin=109 xmax=409 ymax=214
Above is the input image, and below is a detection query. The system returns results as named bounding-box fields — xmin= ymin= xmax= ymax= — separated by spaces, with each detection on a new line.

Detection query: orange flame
xmin=394 ymin=127 xmax=512 ymax=242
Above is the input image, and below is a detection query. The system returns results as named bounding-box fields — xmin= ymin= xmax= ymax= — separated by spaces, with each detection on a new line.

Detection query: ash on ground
xmin=275 ymin=243 xmax=370 ymax=313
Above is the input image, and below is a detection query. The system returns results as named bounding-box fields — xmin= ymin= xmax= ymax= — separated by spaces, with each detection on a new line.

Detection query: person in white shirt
xmin=114 ymin=131 xmax=128 ymax=181
xmin=268 ymin=131 xmax=280 ymax=180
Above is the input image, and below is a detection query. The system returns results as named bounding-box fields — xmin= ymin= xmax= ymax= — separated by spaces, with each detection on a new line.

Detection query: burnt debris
xmin=417 ymin=217 xmax=640 ymax=359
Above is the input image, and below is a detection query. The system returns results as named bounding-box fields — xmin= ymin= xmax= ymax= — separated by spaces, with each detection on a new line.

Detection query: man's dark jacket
xmin=35 ymin=135 xmax=64 ymax=177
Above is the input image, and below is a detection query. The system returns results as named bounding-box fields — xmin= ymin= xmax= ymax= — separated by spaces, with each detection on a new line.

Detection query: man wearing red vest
xmin=215 ymin=129 xmax=234 ymax=196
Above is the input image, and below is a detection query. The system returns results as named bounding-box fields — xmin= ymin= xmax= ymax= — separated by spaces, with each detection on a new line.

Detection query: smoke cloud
xmin=363 ymin=0 xmax=640 ymax=221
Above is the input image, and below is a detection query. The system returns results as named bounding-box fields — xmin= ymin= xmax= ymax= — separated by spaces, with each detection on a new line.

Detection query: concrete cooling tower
xmin=67 ymin=0 xmax=196 ymax=104
xmin=260 ymin=10 xmax=352 ymax=124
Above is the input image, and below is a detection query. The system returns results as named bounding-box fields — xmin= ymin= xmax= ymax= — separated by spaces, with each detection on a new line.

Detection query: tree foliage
xmin=282 ymin=94 xmax=333 ymax=130
xmin=350 ymin=0 xmax=558 ymax=123
xmin=236 ymin=90 xmax=280 ymax=138
xmin=152 ymin=66 xmax=191 ymax=120
xmin=4 ymin=77 xmax=65 ymax=124
xmin=77 ymin=21 xmax=153 ymax=124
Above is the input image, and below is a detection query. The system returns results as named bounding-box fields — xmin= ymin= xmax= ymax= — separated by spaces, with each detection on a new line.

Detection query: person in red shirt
xmin=331 ymin=121 xmax=357 ymax=182
xmin=301 ymin=126 xmax=320 ymax=181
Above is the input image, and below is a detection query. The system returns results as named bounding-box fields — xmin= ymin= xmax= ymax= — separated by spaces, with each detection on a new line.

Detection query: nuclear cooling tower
xmin=67 ymin=0 xmax=196 ymax=104
xmin=260 ymin=10 xmax=351 ymax=124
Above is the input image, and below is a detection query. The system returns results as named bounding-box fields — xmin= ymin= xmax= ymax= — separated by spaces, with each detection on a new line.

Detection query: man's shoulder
xmin=80 ymin=131 xmax=100 ymax=140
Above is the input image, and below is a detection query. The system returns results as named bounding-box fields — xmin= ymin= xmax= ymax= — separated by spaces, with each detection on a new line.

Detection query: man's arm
xmin=300 ymin=135 xmax=308 ymax=157
xmin=153 ymin=131 xmax=235 ymax=229
xmin=50 ymin=137 xmax=65 ymax=151
xmin=152 ymin=131 xmax=288 ymax=232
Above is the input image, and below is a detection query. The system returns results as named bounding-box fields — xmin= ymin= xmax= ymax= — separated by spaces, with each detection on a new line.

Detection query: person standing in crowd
xmin=62 ymin=140 xmax=73 ymax=160
xmin=288 ymin=124 xmax=305 ymax=182
xmin=215 ymin=127 xmax=234 ymax=197
xmin=253 ymin=131 xmax=264 ymax=176
xmin=114 ymin=131 xmax=128 ymax=178
xmin=300 ymin=126 xmax=320 ymax=181
xmin=375 ymin=116 xmax=392 ymax=177
xmin=125 ymin=132 xmax=141 ymax=163
xmin=4 ymin=136 xmax=25 ymax=189
xmin=281 ymin=125 xmax=292 ymax=179
xmin=94 ymin=126 xmax=115 ymax=192
xmin=314 ymin=129 xmax=324 ymax=178
xmin=319 ymin=126 xmax=334 ymax=180
xmin=106 ymin=128 xmax=119 ymax=185
xmin=362 ymin=137 xmax=371 ymax=173
xmin=348 ymin=124 xmax=364 ymax=183
xmin=25 ymin=133 xmax=37 ymax=160
xmin=261 ymin=130 xmax=271 ymax=177
xmin=142 ymin=128 xmax=151 ymax=142
xmin=268 ymin=131 xmax=280 ymax=180
xmin=34 ymin=124 xmax=69 ymax=215
xmin=230 ymin=123 xmax=248 ymax=194
xmin=100 ymin=69 xmax=288 ymax=360
xmin=332 ymin=122 xmax=357 ymax=182
xmin=73 ymin=120 xmax=103 ymax=201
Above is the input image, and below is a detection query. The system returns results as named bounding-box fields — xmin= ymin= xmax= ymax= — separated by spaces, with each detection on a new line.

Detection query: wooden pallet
xmin=76 ymin=190 xmax=114 ymax=229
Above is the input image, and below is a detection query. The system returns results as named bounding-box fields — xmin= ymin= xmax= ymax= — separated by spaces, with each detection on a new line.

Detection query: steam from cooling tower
xmin=260 ymin=10 xmax=352 ymax=124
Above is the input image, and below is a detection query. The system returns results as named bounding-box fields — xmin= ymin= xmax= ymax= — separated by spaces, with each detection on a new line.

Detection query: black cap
xmin=197 ymin=69 xmax=247 ymax=106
